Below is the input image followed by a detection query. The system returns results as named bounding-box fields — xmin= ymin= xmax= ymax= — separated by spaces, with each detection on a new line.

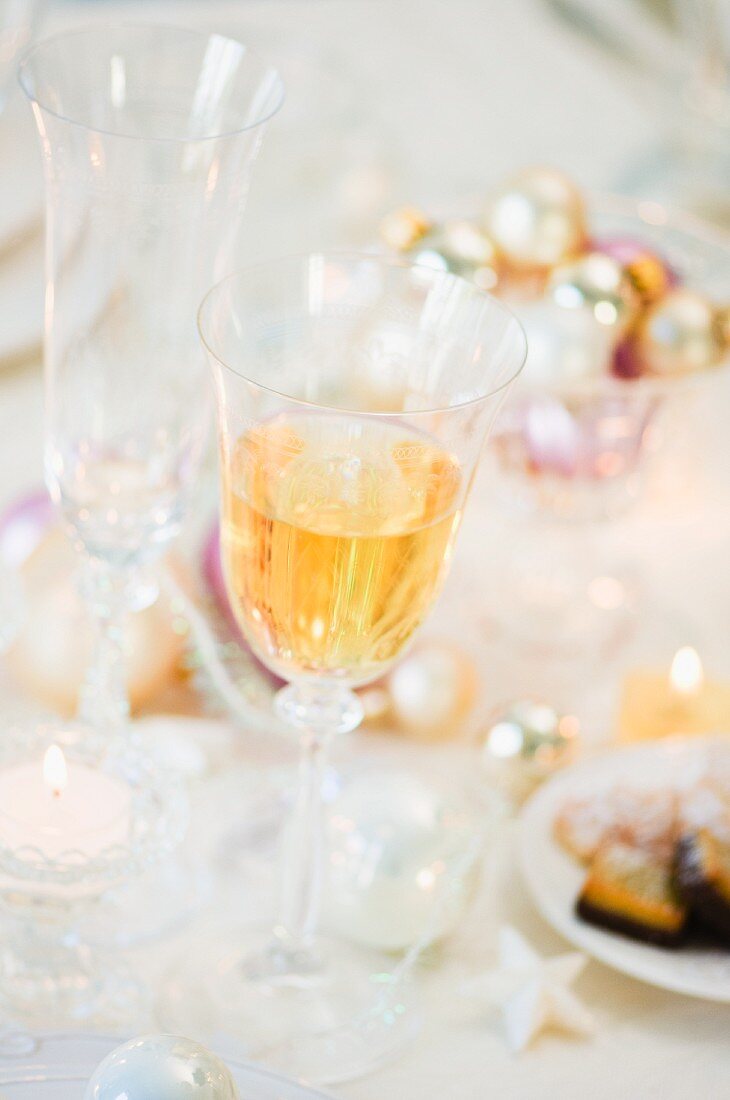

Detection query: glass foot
xmin=159 ymin=927 xmax=419 ymax=1085
xmin=0 ymin=938 xmax=149 ymax=1030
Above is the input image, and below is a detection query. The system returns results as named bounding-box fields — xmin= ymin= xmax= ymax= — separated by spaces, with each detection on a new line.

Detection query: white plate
xmin=519 ymin=734 xmax=730 ymax=1002
xmin=0 ymin=1032 xmax=333 ymax=1097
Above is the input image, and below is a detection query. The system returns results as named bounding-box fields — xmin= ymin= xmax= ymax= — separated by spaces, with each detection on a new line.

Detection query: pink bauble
xmin=0 ymin=488 xmax=55 ymax=570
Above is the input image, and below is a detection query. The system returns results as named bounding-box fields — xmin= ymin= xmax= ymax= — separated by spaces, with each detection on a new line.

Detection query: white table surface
xmin=0 ymin=2 xmax=729 ymax=1098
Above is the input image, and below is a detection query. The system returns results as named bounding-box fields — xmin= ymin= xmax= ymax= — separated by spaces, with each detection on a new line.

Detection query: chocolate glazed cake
xmin=576 ymin=842 xmax=689 ymax=948
xmin=674 ymin=830 xmax=730 ymax=942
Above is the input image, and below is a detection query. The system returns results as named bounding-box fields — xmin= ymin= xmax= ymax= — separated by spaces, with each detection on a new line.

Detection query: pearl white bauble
xmin=6 ymin=527 xmax=187 ymax=715
xmin=388 ymin=640 xmax=477 ymax=739
xmin=84 ymin=1035 xmax=239 ymax=1099
xmin=515 ymin=299 xmax=615 ymax=392
xmin=484 ymin=166 xmax=586 ymax=270
xmin=326 ymin=772 xmax=476 ymax=951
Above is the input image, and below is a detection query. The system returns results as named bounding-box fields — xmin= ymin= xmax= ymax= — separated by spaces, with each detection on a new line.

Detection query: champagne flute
xmin=18 ymin=25 xmax=283 ymax=750
xmin=164 ymin=253 xmax=526 ymax=1083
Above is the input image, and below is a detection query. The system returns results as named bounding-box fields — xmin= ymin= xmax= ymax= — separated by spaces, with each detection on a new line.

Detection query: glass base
xmin=159 ymin=927 xmax=419 ymax=1085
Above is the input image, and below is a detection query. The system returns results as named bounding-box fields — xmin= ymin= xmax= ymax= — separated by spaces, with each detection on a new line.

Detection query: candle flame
xmin=43 ymin=744 xmax=68 ymax=797
xmin=670 ymin=647 xmax=704 ymax=696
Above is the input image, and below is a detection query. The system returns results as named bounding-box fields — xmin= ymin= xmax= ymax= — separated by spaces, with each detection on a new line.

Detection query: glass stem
xmin=270 ymin=683 xmax=364 ymax=975
xmin=77 ymin=559 xmax=132 ymax=747
xmin=278 ymin=731 xmax=328 ymax=951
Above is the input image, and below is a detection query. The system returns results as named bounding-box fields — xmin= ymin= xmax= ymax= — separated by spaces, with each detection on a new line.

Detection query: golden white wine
xmin=221 ymin=413 xmax=462 ymax=682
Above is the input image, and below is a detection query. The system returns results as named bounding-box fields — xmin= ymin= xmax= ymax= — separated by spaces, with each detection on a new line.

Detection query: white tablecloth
xmin=0 ymin=2 xmax=729 ymax=1098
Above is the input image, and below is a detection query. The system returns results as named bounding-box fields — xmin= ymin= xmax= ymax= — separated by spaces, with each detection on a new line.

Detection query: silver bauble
xmin=547 ymin=251 xmax=639 ymax=332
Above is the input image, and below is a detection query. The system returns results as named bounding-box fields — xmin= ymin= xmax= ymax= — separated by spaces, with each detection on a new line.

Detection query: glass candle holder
xmin=0 ymin=723 xmax=186 ymax=1026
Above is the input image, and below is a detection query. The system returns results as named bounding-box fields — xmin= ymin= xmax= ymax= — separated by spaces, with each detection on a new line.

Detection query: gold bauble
xmin=624 ymin=253 xmax=673 ymax=306
xmin=638 ymin=288 xmax=725 ymax=377
xmin=547 ymin=252 xmax=639 ymax=332
xmin=716 ymin=305 xmax=730 ymax=352
xmin=484 ymin=166 xmax=587 ymax=271
xmin=379 ymin=205 xmax=432 ymax=252
xmin=6 ymin=527 xmax=189 ymax=715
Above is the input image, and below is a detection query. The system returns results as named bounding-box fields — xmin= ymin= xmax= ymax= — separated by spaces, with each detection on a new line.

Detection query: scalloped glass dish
xmin=0 ymin=1033 xmax=330 ymax=1098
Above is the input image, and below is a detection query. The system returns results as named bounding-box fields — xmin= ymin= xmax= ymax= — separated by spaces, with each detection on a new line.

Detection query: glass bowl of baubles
xmin=380 ymin=169 xmax=730 ymax=652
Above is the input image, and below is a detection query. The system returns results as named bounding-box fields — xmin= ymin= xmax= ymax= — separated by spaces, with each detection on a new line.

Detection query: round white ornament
xmin=84 ymin=1035 xmax=239 ymax=1100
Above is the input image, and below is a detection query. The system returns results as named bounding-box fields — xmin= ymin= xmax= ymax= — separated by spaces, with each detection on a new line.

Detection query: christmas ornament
xmin=484 ymin=166 xmax=586 ymax=271
xmin=718 ymin=305 xmax=730 ymax=350
xmin=379 ymin=205 xmax=432 ymax=252
xmin=402 ymin=221 xmax=499 ymax=292
xmin=481 ymin=701 xmax=580 ymax=804
xmin=85 ymin=1034 xmax=239 ymax=1099
xmin=202 ymin=522 xmax=241 ymax=638
xmin=611 ymin=336 xmax=644 ymax=380
xmin=0 ymin=488 xmax=54 ymax=569
xmin=7 ymin=526 xmax=188 ymax=715
xmin=326 ymin=771 xmax=479 ymax=951
xmin=521 ymin=396 xmax=580 ymax=477
xmin=516 ymin=299 xmax=615 ymax=391
xmin=461 ymin=925 xmax=594 ymax=1052
xmin=387 ymin=639 xmax=478 ymax=739
xmin=547 ymin=252 xmax=639 ymax=332
xmin=637 ymin=288 xmax=726 ymax=377
xmin=594 ymin=236 xmax=676 ymax=305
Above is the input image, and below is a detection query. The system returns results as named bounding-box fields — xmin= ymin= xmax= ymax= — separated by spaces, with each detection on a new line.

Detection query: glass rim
xmin=198 ymin=250 xmax=529 ymax=417
xmin=17 ymin=22 xmax=285 ymax=144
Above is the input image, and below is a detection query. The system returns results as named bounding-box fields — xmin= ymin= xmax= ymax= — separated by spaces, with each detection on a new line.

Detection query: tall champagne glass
xmin=166 ymin=253 xmax=526 ymax=1082
xmin=18 ymin=26 xmax=283 ymax=746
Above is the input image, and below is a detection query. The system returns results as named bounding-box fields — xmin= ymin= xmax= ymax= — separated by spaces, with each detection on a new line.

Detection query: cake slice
xmin=577 ymin=841 xmax=689 ymax=947
xmin=674 ymin=829 xmax=730 ymax=942
xmin=555 ymin=786 xmax=677 ymax=864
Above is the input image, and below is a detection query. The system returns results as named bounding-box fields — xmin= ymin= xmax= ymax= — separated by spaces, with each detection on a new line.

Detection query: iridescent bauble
xmin=481 ymin=701 xmax=580 ymax=804
xmin=411 ymin=221 xmax=499 ymax=291
xmin=637 ymin=288 xmax=726 ymax=377
xmin=547 ymin=252 xmax=639 ymax=331
xmin=84 ymin=1035 xmax=240 ymax=1100
xmin=594 ymin=236 xmax=677 ymax=305
xmin=484 ymin=166 xmax=587 ymax=271
xmin=326 ymin=771 xmax=478 ymax=951
xmin=379 ymin=205 xmax=431 ymax=252
xmin=515 ymin=299 xmax=615 ymax=391
xmin=387 ymin=639 xmax=477 ymax=739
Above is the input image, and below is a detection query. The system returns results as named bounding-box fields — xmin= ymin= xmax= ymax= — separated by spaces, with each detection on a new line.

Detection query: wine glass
xmin=163 ymin=253 xmax=526 ymax=1083
xmin=17 ymin=25 xmax=283 ymax=751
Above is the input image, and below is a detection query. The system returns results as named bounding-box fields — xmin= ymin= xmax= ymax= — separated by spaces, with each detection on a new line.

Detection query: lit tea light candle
xmin=618 ymin=647 xmax=730 ymax=743
xmin=0 ymin=743 xmax=132 ymax=861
